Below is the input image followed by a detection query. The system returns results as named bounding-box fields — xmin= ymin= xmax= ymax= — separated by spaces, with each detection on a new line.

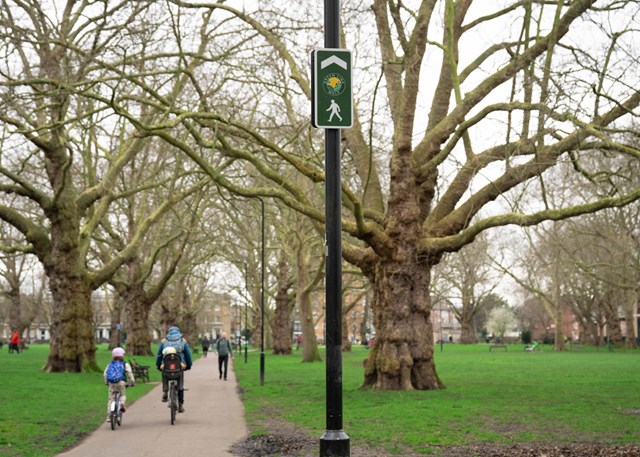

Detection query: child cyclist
xmin=103 ymin=347 xmax=136 ymax=421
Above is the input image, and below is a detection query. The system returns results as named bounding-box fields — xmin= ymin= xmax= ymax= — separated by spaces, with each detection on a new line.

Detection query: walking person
xmin=9 ymin=330 xmax=20 ymax=353
xmin=215 ymin=332 xmax=233 ymax=380
xmin=327 ymin=99 xmax=343 ymax=122
xmin=155 ymin=326 xmax=193 ymax=413
xmin=202 ymin=336 xmax=210 ymax=358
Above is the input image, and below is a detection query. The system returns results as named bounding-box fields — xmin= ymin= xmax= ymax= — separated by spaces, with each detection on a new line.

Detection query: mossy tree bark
xmin=459 ymin=316 xmax=477 ymax=344
xmin=295 ymin=236 xmax=324 ymax=363
xmin=272 ymin=253 xmax=294 ymax=355
xmin=44 ymin=220 xmax=98 ymax=371
xmin=122 ymin=284 xmax=154 ymax=356
xmin=362 ymin=256 xmax=443 ymax=390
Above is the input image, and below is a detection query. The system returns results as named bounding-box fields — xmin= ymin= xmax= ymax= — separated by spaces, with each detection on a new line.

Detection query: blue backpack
xmin=106 ymin=360 xmax=126 ymax=383
xmin=163 ymin=338 xmax=185 ymax=354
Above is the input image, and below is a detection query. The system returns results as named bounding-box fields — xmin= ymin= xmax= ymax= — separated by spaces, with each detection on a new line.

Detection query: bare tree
xmin=127 ymin=0 xmax=640 ymax=390
xmin=486 ymin=307 xmax=515 ymax=340
xmin=0 ymin=1 xmax=217 ymax=371
xmin=515 ymin=149 xmax=640 ymax=347
xmin=5 ymin=1 xmax=638 ymax=388
xmin=433 ymin=233 xmax=503 ymax=343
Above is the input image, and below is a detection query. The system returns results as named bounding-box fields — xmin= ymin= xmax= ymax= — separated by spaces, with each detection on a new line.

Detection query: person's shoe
xmin=106 ymin=416 xmax=111 ymax=422
xmin=120 ymin=405 xmax=126 ymax=413
xmin=219 ymin=372 xmax=222 ymax=379
xmin=178 ymin=404 xmax=185 ymax=413
xmin=224 ymin=377 xmax=227 ymax=381
xmin=161 ymin=392 xmax=168 ymax=402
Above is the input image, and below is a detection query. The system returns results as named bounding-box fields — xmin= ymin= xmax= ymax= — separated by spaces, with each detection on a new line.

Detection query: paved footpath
xmin=57 ymin=355 xmax=247 ymax=457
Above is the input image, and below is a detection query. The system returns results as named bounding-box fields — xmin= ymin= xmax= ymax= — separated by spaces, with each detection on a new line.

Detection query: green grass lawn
xmin=234 ymin=343 xmax=640 ymax=455
xmin=0 ymin=344 xmax=161 ymax=457
xmin=2 ymin=343 xmax=640 ymax=456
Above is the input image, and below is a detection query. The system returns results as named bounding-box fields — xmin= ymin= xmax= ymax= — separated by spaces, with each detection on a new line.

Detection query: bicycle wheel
xmin=110 ymin=410 xmax=116 ymax=430
xmin=170 ymin=383 xmax=177 ymax=425
xmin=118 ymin=409 xmax=123 ymax=426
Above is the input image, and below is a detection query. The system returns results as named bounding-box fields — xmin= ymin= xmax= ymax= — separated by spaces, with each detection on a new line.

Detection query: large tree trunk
xmin=160 ymin=280 xmax=185 ymax=333
xmin=4 ymin=256 xmax=24 ymax=335
xmin=4 ymin=257 xmax=33 ymax=342
xmin=272 ymin=254 xmax=293 ymax=355
xmin=459 ymin=316 xmax=477 ymax=343
xmin=300 ymin=301 xmax=320 ymax=362
xmin=587 ymin=321 xmax=599 ymax=345
xmin=180 ymin=309 xmax=197 ymax=348
xmin=251 ymin=306 xmax=264 ymax=350
xmin=7 ymin=270 xmax=21 ymax=331
xmin=248 ymin=274 xmax=263 ymax=349
xmin=341 ymin=316 xmax=351 ymax=352
xmin=45 ymin=274 xmax=97 ymax=372
xmin=359 ymin=296 xmax=370 ymax=346
xmin=363 ymin=260 xmax=443 ymax=390
xmin=623 ymin=290 xmax=637 ymax=349
xmin=43 ymin=204 xmax=98 ymax=372
xmin=604 ymin=296 xmax=624 ymax=346
xmin=272 ymin=301 xmax=293 ymax=354
xmin=342 ymin=291 xmax=365 ymax=351
xmin=296 ymin=243 xmax=321 ymax=362
xmin=123 ymin=286 xmax=153 ymax=356
xmin=108 ymin=297 xmax=124 ymax=349
xmin=552 ymin=261 xmax=566 ymax=351
xmin=253 ymin=309 xmax=272 ymax=350
xmin=552 ymin=302 xmax=566 ymax=351
xmin=598 ymin=289 xmax=623 ymax=346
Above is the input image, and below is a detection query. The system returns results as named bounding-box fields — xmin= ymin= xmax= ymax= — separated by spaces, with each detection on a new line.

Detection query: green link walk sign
xmin=311 ymin=49 xmax=352 ymax=129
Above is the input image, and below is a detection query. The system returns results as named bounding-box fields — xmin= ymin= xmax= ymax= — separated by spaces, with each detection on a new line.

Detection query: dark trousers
xmin=162 ymin=372 xmax=185 ymax=403
xmin=218 ymin=355 xmax=229 ymax=379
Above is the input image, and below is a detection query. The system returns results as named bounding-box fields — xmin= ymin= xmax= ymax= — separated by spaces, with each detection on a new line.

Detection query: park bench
xmin=129 ymin=359 xmax=150 ymax=383
xmin=489 ymin=344 xmax=507 ymax=351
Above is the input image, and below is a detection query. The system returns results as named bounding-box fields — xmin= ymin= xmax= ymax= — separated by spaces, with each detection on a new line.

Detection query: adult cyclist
xmin=156 ymin=326 xmax=193 ymax=413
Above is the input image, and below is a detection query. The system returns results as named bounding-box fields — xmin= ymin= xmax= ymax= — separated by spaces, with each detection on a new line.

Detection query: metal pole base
xmin=260 ymin=352 xmax=265 ymax=386
xmin=319 ymin=430 xmax=350 ymax=456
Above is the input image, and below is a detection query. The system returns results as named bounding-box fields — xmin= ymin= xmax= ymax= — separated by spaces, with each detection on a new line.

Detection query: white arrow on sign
xmin=320 ymin=55 xmax=347 ymax=70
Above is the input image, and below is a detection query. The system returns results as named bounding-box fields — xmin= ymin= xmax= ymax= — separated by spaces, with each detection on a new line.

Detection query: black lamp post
xmin=319 ymin=1 xmax=349 ymax=455
xmin=257 ymin=196 xmax=265 ymax=386
xmin=244 ymin=262 xmax=248 ymax=364
xmin=244 ymin=299 xmax=248 ymax=362
xmin=237 ymin=299 xmax=241 ymax=354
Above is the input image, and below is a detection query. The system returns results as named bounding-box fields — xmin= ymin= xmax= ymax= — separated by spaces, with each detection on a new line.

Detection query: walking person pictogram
xmin=327 ymin=99 xmax=342 ymax=122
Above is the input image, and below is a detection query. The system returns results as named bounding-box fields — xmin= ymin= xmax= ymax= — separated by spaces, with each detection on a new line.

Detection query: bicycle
xmin=162 ymin=352 xmax=184 ymax=425
xmin=168 ymin=377 xmax=179 ymax=424
xmin=109 ymin=382 xmax=134 ymax=431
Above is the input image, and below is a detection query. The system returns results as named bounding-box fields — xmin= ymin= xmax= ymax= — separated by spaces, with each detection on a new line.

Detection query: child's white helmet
xmin=112 ymin=347 xmax=125 ymax=357
xmin=162 ymin=346 xmax=177 ymax=355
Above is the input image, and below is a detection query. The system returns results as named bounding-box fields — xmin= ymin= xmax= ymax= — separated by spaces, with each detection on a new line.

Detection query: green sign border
xmin=312 ymin=49 xmax=353 ymax=129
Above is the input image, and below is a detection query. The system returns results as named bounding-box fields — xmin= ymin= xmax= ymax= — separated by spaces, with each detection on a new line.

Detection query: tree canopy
xmin=1 ymin=1 xmax=640 ymax=387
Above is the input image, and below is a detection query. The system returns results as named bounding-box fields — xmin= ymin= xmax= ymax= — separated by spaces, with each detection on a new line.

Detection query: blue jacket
xmin=156 ymin=326 xmax=193 ymax=369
